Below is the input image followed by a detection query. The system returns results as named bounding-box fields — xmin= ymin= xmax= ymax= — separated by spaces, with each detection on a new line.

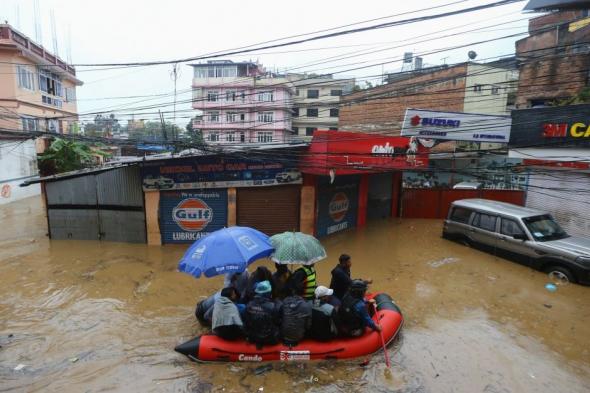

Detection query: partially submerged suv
xmin=442 ymin=198 xmax=590 ymax=285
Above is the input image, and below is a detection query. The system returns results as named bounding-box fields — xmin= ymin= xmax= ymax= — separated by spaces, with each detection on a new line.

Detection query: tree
xmin=38 ymin=138 xmax=111 ymax=175
xmin=184 ymin=119 xmax=204 ymax=147
xmin=553 ymin=87 xmax=590 ymax=106
xmin=83 ymin=114 xmax=120 ymax=137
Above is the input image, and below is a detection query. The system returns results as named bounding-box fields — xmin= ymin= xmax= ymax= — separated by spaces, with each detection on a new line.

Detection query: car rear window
xmin=472 ymin=213 xmax=497 ymax=232
xmin=450 ymin=207 xmax=472 ymax=223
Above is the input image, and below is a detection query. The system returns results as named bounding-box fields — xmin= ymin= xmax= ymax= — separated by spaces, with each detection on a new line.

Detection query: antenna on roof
xmin=50 ymin=9 xmax=58 ymax=56
xmin=33 ymin=0 xmax=42 ymax=44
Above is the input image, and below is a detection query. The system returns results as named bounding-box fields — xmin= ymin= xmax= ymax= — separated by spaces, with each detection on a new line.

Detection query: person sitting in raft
xmin=330 ymin=254 xmax=372 ymax=301
xmin=280 ymin=287 xmax=312 ymax=346
xmin=243 ymin=280 xmax=282 ymax=348
xmin=309 ymin=286 xmax=339 ymax=341
xmin=338 ymin=280 xmax=381 ymax=337
xmin=225 ymin=270 xmax=250 ymax=300
xmin=288 ymin=263 xmax=317 ymax=301
xmin=272 ymin=263 xmax=291 ymax=300
xmin=212 ymin=287 xmax=246 ymax=340
xmin=243 ymin=266 xmax=273 ymax=303
xmin=196 ymin=271 xmax=250 ymax=325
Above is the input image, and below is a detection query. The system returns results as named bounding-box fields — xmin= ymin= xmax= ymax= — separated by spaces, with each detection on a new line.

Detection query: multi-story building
xmin=0 ymin=24 xmax=83 ymax=204
xmin=191 ymin=60 xmax=294 ymax=144
xmin=286 ymin=74 xmax=354 ymax=138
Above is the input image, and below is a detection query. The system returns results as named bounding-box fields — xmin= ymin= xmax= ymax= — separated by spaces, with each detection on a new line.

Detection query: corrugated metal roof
xmin=523 ymin=0 xmax=590 ymax=10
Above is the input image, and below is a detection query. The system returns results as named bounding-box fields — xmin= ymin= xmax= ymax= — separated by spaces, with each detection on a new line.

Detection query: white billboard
xmin=401 ymin=109 xmax=511 ymax=143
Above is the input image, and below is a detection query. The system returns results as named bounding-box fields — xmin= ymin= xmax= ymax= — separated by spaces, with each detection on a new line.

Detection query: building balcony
xmin=192 ymin=100 xmax=294 ymax=110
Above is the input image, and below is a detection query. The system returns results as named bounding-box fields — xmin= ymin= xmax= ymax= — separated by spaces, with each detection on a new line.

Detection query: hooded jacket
xmin=212 ymin=296 xmax=243 ymax=330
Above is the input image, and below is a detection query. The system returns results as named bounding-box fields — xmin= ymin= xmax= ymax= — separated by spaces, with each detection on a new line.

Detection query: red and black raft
xmin=175 ymin=292 xmax=403 ymax=362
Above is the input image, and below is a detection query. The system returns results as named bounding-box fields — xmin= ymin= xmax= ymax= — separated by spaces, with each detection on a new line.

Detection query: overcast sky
xmin=0 ymin=0 xmax=534 ymax=127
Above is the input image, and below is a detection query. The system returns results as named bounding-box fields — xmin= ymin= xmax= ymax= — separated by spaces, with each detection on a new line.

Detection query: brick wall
xmin=339 ymin=64 xmax=467 ymax=134
xmin=528 ymin=10 xmax=586 ymax=33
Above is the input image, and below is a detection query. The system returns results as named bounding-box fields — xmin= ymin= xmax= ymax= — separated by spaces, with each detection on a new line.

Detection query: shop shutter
xmin=526 ymin=172 xmax=590 ymax=237
xmin=237 ymin=186 xmax=300 ymax=236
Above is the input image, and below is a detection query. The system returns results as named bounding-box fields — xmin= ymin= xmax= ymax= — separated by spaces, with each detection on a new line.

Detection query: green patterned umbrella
xmin=269 ymin=232 xmax=327 ymax=265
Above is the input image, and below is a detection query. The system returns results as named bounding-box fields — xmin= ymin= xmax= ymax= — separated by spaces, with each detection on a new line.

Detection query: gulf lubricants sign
xmin=160 ymin=190 xmax=227 ymax=243
xmin=316 ymin=183 xmax=358 ymax=237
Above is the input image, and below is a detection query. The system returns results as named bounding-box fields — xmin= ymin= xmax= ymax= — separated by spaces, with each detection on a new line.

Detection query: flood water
xmin=1 ymin=196 xmax=589 ymax=393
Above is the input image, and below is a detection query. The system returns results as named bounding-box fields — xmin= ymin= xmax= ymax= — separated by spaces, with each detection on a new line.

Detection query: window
xmin=208 ymin=132 xmax=220 ymax=142
xmin=473 ymin=84 xmax=483 ymax=93
xmin=522 ymin=215 xmax=569 ymax=242
xmin=207 ymin=91 xmax=219 ymax=102
xmin=257 ymin=131 xmax=273 ymax=143
xmin=472 ymin=213 xmax=497 ymax=232
xmin=329 ymin=127 xmax=338 ymax=131
xmin=207 ymin=111 xmax=220 ymax=123
xmin=330 ymin=89 xmax=342 ymax=96
xmin=500 ymin=218 xmax=525 ymax=237
xmin=306 ymin=108 xmax=318 ymax=117
xmin=240 ymin=132 xmax=245 ymax=143
xmin=226 ymin=112 xmax=243 ymax=123
xmin=257 ymin=111 xmax=274 ymax=123
xmin=306 ymin=127 xmax=316 ymax=136
xmin=38 ymin=69 xmax=62 ymax=96
xmin=257 ymin=91 xmax=274 ymax=102
xmin=329 ymin=108 xmax=339 ymax=117
xmin=450 ymin=207 xmax=472 ymax=224
xmin=307 ymin=89 xmax=319 ymax=99
xmin=194 ymin=67 xmax=208 ymax=78
xmin=226 ymin=132 xmax=236 ymax=142
xmin=65 ymin=88 xmax=76 ymax=102
xmin=46 ymin=119 xmax=59 ymax=133
xmin=292 ymin=108 xmax=299 ymax=117
xmin=42 ymin=95 xmax=62 ymax=108
xmin=225 ymin=90 xmax=237 ymax=101
xmin=17 ymin=66 xmax=35 ymax=90
xmin=292 ymin=127 xmax=299 ymax=134
xmin=295 ymin=89 xmax=300 ymax=96
xmin=221 ymin=66 xmax=237 ymax=78
xmin=491 ymin=85 xmax=500 ymax=95
xmin=21 ymin=117 xmax=38 ymax=131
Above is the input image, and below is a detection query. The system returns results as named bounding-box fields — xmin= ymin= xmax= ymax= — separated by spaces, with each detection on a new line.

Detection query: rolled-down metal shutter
xmin=526 ymin=171 xmax=590 ymax=237
xmin=237 ymin=186 xmax=300 ymax=235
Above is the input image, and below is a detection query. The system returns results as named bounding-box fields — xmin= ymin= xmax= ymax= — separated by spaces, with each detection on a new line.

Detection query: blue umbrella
xmin=178 ymin=226 xmax=274 ymax=278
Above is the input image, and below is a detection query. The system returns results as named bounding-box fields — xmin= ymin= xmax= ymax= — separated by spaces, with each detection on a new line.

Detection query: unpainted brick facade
xmin=338 ymin=64 xmax=468 ymax=134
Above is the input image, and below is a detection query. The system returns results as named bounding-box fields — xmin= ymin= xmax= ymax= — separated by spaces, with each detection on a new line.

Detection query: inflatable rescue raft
xmin=175 ymin=292 xmax=403 ymax=362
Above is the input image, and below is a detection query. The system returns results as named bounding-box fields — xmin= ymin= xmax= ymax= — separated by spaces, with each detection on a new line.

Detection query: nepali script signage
xmin=401 ymin=109 xmax=511 ymax=143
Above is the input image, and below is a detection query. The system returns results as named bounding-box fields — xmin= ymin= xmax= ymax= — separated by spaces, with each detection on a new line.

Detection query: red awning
xmin=300 ymin=130 xmax=429 ymax=175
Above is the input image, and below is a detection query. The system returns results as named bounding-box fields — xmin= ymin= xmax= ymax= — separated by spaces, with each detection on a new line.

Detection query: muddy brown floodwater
xmin=0 ymin=196 xmax=589 ymax=393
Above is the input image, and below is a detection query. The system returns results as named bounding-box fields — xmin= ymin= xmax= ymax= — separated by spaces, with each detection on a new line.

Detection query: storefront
xmin=141 ymin=154 xmax=304 ymax=244
xmin=301 ymin=130 xmax=429 ymax=237
xmin=509 ymin=104 xmax=590 ymax=237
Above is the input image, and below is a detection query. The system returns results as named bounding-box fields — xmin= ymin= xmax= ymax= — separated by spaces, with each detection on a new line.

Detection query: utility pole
xmin=159 ymin=110 xmax=168 ymax=142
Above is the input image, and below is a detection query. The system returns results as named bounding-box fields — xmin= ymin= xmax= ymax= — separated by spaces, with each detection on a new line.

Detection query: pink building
xmin=191 ymin=61 xmax=294 ymax=144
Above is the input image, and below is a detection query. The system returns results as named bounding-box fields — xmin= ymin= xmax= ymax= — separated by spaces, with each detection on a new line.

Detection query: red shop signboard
xmin=301 ymin=130 xmax=430 ymax=175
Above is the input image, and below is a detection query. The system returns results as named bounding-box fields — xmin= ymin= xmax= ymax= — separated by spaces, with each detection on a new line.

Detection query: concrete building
xmin=286 ymin=74 xmax=354 ymax=138
xmin=514 ymin=10 xmax=590 ymax=108
xmin=339 ymin=61 xmax=518 ymax=136
xmin=0 ymin=24 xmax=82 ymax=204
xmin=191 ymin=60 xmax=294 ymax=144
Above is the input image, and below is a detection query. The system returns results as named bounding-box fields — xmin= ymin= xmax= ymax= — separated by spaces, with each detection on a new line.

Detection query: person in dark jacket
xmin=243 ymin=280 xmax=282 ymax=348
xmin=280 ymin=288 xmax=312 ymax=346
xmin=329 ymin=254 xmax=372 ymax=300
xmin=338 ymin=280 xmax=381 ymax=337
xmin=309 ymin=286 xmax=339 ymax=341
xmin=272 ymin=263 xmax=291 ymax=299
xmin=212 ymin=287 xmax=246 ymax=340
xmin=243 ymin=266 xmax=273 ymax=303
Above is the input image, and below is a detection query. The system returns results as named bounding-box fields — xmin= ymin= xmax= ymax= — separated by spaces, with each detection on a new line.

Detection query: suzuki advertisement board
xmin=401 ymin=109 xmax=511 ymax=143
xmin=316 ymin=182 xmax=358 ymax=237
xmin=159 ymin=190 xmax=228 ymax=243
xmin=141 ymin=157 xmax=302 ymax=191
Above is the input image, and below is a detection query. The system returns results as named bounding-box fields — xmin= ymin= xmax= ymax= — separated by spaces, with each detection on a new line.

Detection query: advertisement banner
xmin=159 ymin=189 xmax=228 ymax=243
xmin=141 ymin=157 xmax=302 ymax=191
xmin=401 ymin=109 xmax=511 ymax=143
xmin=316 ymin=183 xmax=358 ymax=237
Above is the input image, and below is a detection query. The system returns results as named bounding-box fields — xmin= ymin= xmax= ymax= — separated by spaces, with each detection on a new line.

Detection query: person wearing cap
xmin=279 ymin=286 xmax=312 ymax=346
xmin=309 ymin=286 xmax=339 ymax=341
xmin=330 ymin=254 xmax=372 ymax=301
xmin=338 ymin=280 xmax=381 ymax=337
xmin=243 ymin=280 xmax=282 ymax=348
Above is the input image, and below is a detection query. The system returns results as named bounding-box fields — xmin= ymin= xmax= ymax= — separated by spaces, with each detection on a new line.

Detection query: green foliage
xmin=38 ymin=138 xmax=111 ymax=174
xmin=552 ymin=87 xmax=590 ymax=106
xmin=84 ymin=114 xmax=120 ymax=137
xmin=128 ymin=121 xmax=182 ymax=142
